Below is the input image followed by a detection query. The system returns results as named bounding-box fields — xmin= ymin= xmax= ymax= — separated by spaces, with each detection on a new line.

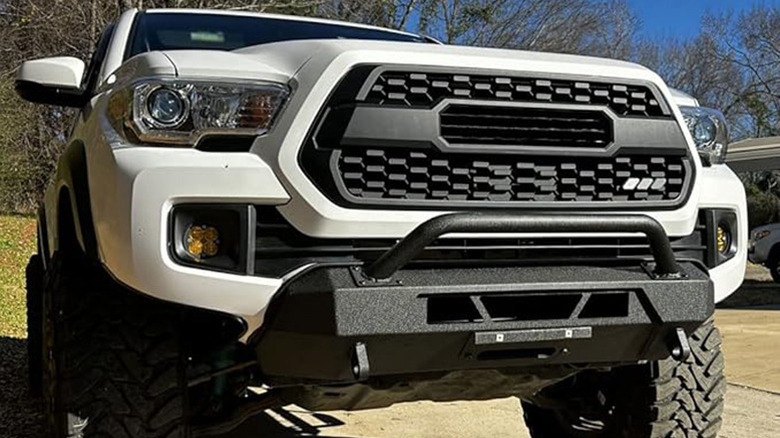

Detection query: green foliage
xmin=0 ymin=79 xmax=47 ymax=214
xmin=746 ymin=184 xmax=780 ymax=229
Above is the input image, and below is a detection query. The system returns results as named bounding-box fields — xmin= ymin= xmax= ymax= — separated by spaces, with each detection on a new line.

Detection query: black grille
xmin=300 ymin=66 xmax=691 ymax=210
xmin=338 ymin=147 xmax=685 ymax=203
xmin=252 ymin=207 xmax=710 ymax=278
xmin=440 ymin=105 xmax=612 ymax=148
xmin=364 ymin=71 xmax=667 ymax=118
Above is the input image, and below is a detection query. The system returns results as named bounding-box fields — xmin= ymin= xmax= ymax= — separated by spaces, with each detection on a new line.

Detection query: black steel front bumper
xmin=251 ymin=213 xmax=714 ymax=385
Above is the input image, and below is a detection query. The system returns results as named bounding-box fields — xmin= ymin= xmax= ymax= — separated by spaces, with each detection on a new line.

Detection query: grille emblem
xmin=623 ymin=177 xmax=666 ymax=191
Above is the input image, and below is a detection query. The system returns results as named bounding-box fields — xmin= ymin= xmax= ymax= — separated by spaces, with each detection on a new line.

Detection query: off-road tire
xmin=26 ymin=254 xmax=44 ymax=396
xmin=766 ymin=252 xmax=780 ymax=283
xmin=42 ymin=253 xmax=190 ymax=437
xmin=522 ymin=318 xmax=725 ymax=438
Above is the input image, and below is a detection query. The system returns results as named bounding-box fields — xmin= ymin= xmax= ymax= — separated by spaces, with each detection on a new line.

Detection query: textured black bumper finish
xmin=252 ymin=262 xmax=713 ymax=384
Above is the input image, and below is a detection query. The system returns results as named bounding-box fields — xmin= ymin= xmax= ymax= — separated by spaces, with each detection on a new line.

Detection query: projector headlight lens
xmin=146 ymin=87 xmax=188 ymax=128
xmin=680 ymin=106 xmax=729 ymax=166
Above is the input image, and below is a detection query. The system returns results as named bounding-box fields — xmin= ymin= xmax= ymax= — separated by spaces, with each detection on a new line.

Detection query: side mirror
xmin=15 ymin=57 xmax=87 ymax=107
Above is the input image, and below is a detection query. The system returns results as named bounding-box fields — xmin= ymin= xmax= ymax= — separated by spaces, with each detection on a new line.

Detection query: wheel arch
xmin=43 ymin=140 xmax=98 ymax=262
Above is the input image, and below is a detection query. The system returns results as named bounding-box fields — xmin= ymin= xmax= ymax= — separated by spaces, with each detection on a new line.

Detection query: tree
xmin=415 ymin=0 xmax=639 ymax=55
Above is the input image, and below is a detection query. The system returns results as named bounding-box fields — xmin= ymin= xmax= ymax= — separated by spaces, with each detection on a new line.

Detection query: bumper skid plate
xmin=252 ymin=213 xmax=713 ymax=387
xmin=254 ymin=262 xmax=712 ymax=383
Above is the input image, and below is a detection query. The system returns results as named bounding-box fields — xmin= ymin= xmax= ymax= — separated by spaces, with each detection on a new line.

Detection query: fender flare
xmin=44 ymin=141 xmax=98 ymax=261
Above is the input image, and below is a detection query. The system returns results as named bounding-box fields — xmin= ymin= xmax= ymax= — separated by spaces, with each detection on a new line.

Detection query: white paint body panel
xmin=88 ymin=145 xmax=290 ymax=326
xmin=697 ymin=165 xmax=747 ymax=302
xmin=17 ymin=56 xmax=85 ymax=88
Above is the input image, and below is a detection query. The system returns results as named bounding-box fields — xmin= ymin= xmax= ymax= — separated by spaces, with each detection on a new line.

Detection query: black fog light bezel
xmin=704 ymin=209 xmax=738 ymax=267
xmin=169 ymin=204 xmax=256 ymax=275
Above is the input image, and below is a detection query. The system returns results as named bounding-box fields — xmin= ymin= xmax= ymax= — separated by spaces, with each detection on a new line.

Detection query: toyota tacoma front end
xmin=19 ymin=8 xmax=744 ymax=438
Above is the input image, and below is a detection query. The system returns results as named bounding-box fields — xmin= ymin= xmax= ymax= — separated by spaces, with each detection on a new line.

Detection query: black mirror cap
xmin=15 ymin=80 xmax=87 ymax=107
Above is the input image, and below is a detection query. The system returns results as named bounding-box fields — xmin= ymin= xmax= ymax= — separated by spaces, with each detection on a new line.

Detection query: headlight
xmin=679 ymin=106 xmax=729 ymax=165
xmin=108 ymin=78 xmax=289 ymax=146
xmin=145 ymin=87 xmax=189 ymax=128
xmin=755 ymin=229 xmax=771 ymax=241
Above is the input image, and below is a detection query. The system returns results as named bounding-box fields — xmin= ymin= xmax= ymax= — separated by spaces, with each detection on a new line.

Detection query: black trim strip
xmin=364 ymin=213 xmax=680 ymax=279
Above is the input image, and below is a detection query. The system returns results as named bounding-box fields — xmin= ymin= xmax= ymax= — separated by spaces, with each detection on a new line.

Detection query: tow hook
xmin=670 ymin=328 xmax=691 ymax=361
xmin=352 ymin=342 xmax=371 ymax=381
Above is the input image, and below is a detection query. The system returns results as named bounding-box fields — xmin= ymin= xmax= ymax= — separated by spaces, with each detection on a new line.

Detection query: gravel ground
xmin=0 ymin=337 xmax=42 ymax=438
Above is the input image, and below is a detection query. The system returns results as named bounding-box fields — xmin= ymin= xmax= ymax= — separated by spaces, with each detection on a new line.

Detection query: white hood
xmin=119 ymin=38 xmax=667 ymax=90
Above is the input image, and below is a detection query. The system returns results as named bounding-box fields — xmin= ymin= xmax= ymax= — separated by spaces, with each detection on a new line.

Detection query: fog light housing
xmin=703 ymin=209 xmax=738 ymax=267
xmin=170 ymin=205 xmax=255 ymax=274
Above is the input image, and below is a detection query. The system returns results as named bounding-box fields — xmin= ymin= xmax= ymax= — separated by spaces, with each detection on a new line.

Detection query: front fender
xmin=42 ymin=140 xmax=97 ymax=260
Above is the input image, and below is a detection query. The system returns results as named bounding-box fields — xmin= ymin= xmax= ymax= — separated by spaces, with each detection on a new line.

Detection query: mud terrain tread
xmin=45 ymin=255 xmax=189 ymax=438
xmin=647 ymin=319 xmax=724 ymax=438
xmin=523 ymin=318 xmax=725 ymax=438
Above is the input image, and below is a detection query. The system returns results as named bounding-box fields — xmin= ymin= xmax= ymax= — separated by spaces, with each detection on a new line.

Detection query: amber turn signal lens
xmin=186 ymin=225 xmax=220 ymax=259
xmin=717 ymin=225 xmax=730 ymax=254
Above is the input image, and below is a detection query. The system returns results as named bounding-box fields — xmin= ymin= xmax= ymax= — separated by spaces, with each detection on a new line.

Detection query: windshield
xmin=127 ymin=12 xmax=425 ymax=58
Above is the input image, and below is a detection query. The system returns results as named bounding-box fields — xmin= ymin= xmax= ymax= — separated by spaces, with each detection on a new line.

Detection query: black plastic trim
xmin=327 ymin=149 xmax=693 ymax=210
xmin=168 ymin=204 xmax=255 ymax=275
xmin=251 ymin=205 xmax=712 ymax=279
xmin=704 ymin=209 xmax=738 ymax=267
xmin=50 ymin=141 xmax=98 ymax=260
xmin=299 ymin=64 xmax=697 ymax=211
xmin=333 ymin=101 xmax=690 ymax=156
xmin=364 ymin=213 xmax=680 ymax=279
xmin=15 ymin=80 xmax=86 ymax=107
xmin=357 ymin=65 xmax=675 ymax=118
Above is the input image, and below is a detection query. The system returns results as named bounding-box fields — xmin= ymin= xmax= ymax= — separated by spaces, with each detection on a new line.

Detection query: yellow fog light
xmin=186 ymin=225 xmax=220 ymax=259
xmin=717 ymin=225 xmax=730 ymax=254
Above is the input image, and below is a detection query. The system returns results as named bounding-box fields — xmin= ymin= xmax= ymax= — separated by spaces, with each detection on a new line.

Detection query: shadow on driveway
xmin=222 ymin=409 xmax=355 ymax=437
xmin=0 ymin=336 xmax=355 ymax=438
xmin=717 ymin=280 xmax=780 ymax=309
xmin=0 ymin=337 xmax=42 ymax=438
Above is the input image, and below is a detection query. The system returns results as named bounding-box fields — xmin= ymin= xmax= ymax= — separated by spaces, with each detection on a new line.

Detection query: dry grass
xmin=0 ymin=215 xmax=36 ymax=338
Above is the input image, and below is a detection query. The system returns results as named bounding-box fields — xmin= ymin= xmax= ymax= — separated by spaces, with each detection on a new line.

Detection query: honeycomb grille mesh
xmin=365 ymin=71 xmax=666 ymax=118
xmin=338 ymin=148 xmax=685 ymax=203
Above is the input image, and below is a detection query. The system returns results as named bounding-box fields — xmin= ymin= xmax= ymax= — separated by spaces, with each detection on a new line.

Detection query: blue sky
xmin=628 ymin=0 xmax=780 ymax=39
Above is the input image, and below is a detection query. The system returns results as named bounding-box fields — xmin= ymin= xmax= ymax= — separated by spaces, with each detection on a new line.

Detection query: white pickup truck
xmin=18 ymin=8 xmax=743 ymax=438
